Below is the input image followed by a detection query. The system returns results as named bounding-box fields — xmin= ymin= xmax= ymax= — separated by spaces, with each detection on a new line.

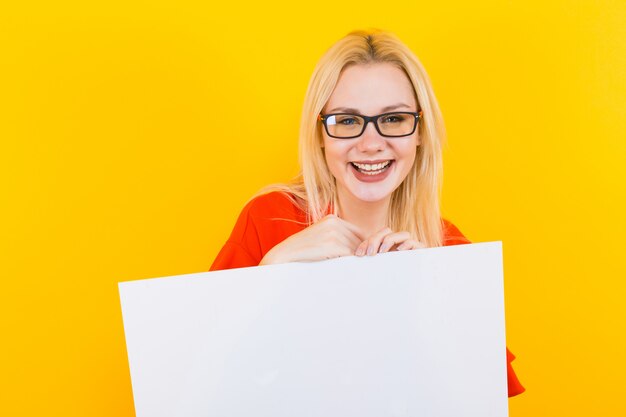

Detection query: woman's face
xmin=321 ymin=63 xmax=419 ymax=204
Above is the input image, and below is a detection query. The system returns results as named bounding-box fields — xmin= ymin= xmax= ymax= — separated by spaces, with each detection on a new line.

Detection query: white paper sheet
xmin=119 ymin=241 xmax=508 ymax=417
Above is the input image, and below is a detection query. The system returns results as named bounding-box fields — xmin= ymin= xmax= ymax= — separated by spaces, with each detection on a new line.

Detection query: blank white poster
xmin=119 ymin=241 xmax=508 ymax=417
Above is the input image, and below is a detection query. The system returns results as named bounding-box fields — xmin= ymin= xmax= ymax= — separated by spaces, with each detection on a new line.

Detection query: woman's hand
xmin=355 ymin=227 xmax=425 ymax=256
xmin=259 ymin=214 xmax=365 ymax=265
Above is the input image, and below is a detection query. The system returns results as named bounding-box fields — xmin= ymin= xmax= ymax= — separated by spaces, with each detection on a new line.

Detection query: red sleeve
xmin=209 ymin=240 xmax=258 ymax=271
xmin=209 ymin=192 xmax=304 ymax=271
xmin=443 ymin=218 xmax=526 ymax=397
xmin=506 ymin=348 xmax=526 ymax=397
xmin=209 ymin=198 xmax=264 ymax=271
xmin=442 ymin=218 xmax=472 ymax=246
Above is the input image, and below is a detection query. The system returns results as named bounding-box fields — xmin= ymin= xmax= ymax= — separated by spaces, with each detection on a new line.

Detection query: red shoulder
xmin=209 ymin=192 xmax=306 ymax=271
xmin=441 ymin=218 xmax=472 ymax=246
xmin=244 ymin=191 xmax=301 ymax=218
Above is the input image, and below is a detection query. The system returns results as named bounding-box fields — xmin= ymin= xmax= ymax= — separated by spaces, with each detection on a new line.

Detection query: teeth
xmin=361 ymin=168 xmax=385 ymax=175
xmin=353 ymin=161 xmax=391 ymax=171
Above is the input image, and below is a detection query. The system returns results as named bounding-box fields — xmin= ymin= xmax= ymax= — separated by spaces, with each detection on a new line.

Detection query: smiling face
xmin=321 ymin=63 xmax=420 ymax=205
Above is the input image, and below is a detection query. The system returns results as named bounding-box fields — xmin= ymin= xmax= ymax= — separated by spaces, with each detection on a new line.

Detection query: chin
xmin=332 ymin=163 xmax=406 ymax=204
xmin=346 ymin=182 xmax=396 ymax=203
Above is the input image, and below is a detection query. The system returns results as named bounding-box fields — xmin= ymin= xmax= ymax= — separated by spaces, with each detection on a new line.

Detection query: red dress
xmin=210 ymin=191 xmax=525 ymax=397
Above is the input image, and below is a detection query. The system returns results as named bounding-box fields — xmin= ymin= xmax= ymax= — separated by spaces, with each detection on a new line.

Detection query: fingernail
xmin=379 ymin=243 xmax=389 ymax=253
xmin=356 ymin=247 xmax=364 ymax=256
xmin=367 ymin=246 xmax=375 ymax=256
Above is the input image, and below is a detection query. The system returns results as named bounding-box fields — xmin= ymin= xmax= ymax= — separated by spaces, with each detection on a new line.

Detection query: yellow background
xmin=1 ymin=1 xmax=625 ymax=415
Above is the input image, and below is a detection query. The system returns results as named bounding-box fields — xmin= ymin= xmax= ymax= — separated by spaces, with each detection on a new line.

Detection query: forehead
xmin=324 ymin=63 xmax=417 ymax=114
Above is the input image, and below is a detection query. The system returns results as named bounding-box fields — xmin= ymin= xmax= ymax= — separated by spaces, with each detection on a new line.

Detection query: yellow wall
xmin=2 ymin=1 xmax=624 ymax=415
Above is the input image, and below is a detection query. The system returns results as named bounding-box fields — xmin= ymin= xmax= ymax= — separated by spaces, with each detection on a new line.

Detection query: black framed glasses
xmin=318 ymin=111 xmax=423 ymax=139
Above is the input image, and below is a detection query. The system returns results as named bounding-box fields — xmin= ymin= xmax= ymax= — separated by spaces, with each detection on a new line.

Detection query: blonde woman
xmin=210 ymin=29 xmax=525 ymax=397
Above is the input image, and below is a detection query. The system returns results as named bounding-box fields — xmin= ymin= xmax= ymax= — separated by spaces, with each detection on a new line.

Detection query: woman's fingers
xmin=355 ymin=228 xmax=426 ymax=256
xmin=355 ymin=240 xmax=368 ymax=256
xmin=325 ymin=215 xmax=366 ymax=248
xmin=396 ymin=239 xmax=426 ymax=251
xmin=394 ymin=240 xmax=414 ymax=251
xmin=274 ymin=214 xmax=426 ymax=264
xmin=379 ymin=231 xmax=412 ymax=253
xmin=262 ymin=215 xmax=372 ymax=264
xmin=356 ymin=227 xmax=392 ymax=256
xmin=319 ymin=215 xmax=366 ymax=256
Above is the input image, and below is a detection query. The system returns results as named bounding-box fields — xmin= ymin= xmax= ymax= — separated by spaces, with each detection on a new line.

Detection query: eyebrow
xmin=326 ymin=103 xmax=414 ymax=114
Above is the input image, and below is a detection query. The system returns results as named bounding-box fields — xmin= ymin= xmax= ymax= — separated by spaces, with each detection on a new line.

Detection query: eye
xmin=335 ymin=115 xmax=361 ymax=125
xmin=381 ymin=114 xmax=406 ymax=123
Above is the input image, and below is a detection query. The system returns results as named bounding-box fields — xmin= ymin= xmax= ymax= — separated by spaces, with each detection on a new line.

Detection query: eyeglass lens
xmin=325 ymin=113 xmax=416 ymax=138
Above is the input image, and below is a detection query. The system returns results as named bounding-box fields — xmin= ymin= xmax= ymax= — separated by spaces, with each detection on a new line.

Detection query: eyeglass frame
xmin=318 ymin=110 xmax=423 ymax=139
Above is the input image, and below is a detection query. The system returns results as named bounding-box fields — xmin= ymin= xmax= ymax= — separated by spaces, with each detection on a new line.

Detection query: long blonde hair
xmin=258 ymin=29 xmax=447 ymax=247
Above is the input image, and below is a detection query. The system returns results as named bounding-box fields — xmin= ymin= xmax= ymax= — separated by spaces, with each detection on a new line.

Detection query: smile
xmin=350 ymin=160 xmax=392 ymax=175
xmin=348 ymin=160 xmax=395 ymax=183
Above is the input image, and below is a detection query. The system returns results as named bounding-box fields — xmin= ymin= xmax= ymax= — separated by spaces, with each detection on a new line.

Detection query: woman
xmin=210 ymin=29 xmax=525 ymax=397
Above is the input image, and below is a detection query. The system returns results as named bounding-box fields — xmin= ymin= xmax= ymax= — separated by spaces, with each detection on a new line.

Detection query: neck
xmin=336 ymin=187 xmax=390 ymax=239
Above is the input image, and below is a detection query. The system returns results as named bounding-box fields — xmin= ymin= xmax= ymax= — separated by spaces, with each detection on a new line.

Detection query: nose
xmin=356 ymin=121 xmax=386 ymax=153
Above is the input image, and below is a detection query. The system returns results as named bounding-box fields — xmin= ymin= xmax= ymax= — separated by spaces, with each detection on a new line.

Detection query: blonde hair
xmin=258 ymin=29 xmax=447 ymax=247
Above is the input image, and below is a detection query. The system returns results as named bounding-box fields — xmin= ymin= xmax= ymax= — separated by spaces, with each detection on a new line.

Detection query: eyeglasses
xmin=318 ymin=111 xmax=423 ymax=139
